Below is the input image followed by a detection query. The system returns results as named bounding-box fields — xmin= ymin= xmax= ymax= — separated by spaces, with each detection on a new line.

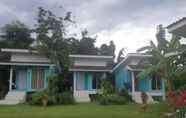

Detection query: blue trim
xmin=84 ymin=72 xmax=93 ymax=90
xmin=87 ymin=73 xmax=92 ymax=90
xmin=27 ymin=69 xmax=32 ymax=91
xmin=84 ymin=72 xmax=88 ymax=90
xmin=139 ymin=78 xmax=150 ymax=92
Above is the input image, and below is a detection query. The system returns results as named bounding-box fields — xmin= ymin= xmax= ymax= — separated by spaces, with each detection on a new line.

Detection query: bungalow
xmin=0 ymin=48 xmax=55 ymax=105
xmin=69 ymin=54 xmax=113 ymax=102
xmin=112 ymin=53 xmax=166 ymax=103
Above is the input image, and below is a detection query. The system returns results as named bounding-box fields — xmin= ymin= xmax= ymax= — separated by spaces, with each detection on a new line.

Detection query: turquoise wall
xmin=115 ymin=67 xmax=131 ymax=91
xmin=115 ymin=67 xmax=156 ymax=92
xmin=139 ymin=77 xmax=150 ymax=92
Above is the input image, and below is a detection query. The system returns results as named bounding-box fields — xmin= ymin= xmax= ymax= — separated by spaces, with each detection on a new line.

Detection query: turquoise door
xmin=84 ymin=72 xmax=93 ymax=90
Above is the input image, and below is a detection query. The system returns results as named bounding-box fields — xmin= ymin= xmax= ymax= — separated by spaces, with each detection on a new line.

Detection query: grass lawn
xmin=0 ymin=102 xmax=171 ymax=118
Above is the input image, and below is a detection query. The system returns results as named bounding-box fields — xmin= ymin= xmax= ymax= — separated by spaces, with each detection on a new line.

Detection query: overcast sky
xmin=0 ymin=0 xmax=186 ymax=55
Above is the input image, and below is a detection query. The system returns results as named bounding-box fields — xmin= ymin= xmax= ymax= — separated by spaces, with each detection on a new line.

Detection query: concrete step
xmin=74 ymin=91 xmax=90 ymax=102
xmin=0 ymin=100 xmax=20 ymax=105
xmin=0 ymin=91 xmax=26 ymax=105
xmin=132 ymin=92 xmax=155 ymax=104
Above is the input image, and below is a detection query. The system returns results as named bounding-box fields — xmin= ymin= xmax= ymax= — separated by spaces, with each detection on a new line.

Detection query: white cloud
xmin=96 ymin=23 xmax=156 ymax=56
xmin=0 ymin=0 xmax=185 ymax=56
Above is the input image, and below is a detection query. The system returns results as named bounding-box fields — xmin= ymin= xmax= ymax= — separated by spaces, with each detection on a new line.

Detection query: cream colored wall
xmin=128 ymin=58 xmax=140 ymax=65
xmin=76 ymin=72 xmax=85 ymax=90
xmin=11 ymin=53 xmax=50 ymax=63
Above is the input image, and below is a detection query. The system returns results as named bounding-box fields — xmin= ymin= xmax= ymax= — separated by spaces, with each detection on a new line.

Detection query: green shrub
xmin=99 ymin=94 xmax=127 ymax=105
xmin=175 ymin=84 xmax=186 ymax=95
xmin=99 ymin=95 xmax=109 ymax=105
xmin=101 ymin=79 xmax=115 ymax=95
xmin=118 ymin=89 xmax=132 ymax=101
xmin=30 ymin=90 xmax=58 ymax=105
xmin=30 ymin=90 xmax=48 ymax=105
xmin=175 ymin=109 xmax=186 ymax=118
xmin=57 ymin=91 xmax=75 ymax=104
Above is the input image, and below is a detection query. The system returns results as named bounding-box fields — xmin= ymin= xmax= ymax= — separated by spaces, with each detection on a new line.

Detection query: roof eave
xmin=111 ymin=54 xmax=152 ymax=73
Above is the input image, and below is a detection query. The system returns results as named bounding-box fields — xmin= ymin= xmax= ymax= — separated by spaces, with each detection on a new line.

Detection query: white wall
xmin=11 ymin=53 xmax=50 ymax=63
xmin=74 ymin=59 xmax=107 ymax=67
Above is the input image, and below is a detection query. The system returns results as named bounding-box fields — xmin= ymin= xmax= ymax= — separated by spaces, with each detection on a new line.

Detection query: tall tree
xmin=99 ymin=40 xmax=116 ymax=57
xmin=99 ymin=44 xmax=109 ymax=55
xmin=34 ymin=7 xmax=72 ymax=75
xmin=0 ymin=20 xmax=33 ymax=49
xmin=76 ymin=30 xmax=98 ymax=55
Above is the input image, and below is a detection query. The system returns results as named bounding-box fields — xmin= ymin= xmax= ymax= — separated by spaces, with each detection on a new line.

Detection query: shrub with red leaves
xmin=175 ymin=91 xmax=186 ymax=109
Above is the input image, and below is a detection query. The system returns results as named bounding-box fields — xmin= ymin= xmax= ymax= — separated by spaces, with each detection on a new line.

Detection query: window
xmin=151 ymin=75 xmax=161 ymax=90
xmin=31 ymin=69 xmax=45 ymax=90
xmin=92 ymin=72 xmax=102 ymax=89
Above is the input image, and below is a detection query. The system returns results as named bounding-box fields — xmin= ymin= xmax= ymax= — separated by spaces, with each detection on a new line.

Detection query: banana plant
xmin=138 ymin=35 xmax=186 ymax=93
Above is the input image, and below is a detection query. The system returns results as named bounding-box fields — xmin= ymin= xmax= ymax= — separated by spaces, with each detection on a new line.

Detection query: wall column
xmin=131 ymin=71 xmax=135 ymax=94
xmin=73 ymin=72 xmax=77 ymax=92
xmin=9 ymin=67 xmax=13 ymax=91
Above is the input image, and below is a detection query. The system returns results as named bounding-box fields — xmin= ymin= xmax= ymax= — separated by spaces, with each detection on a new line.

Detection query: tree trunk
xmin=167 ymin=79 xmax=177 ymax=108
xmin=167 ymin=79 xmax=173 ymax=92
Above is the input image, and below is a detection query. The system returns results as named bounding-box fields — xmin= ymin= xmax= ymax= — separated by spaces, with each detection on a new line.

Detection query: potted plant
xmin=41 ymin=94 xmax=49 ymax=107
xmin=141 ymin=92 xmax=148 ymax=112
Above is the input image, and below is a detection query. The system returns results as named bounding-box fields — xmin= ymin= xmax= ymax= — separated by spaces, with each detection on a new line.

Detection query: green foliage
xmin=101 ymin=79 xmax=114 ymax=95
xmin=99 ymin=94 xmax=127 ymax=105
xmin=30 ymin=75 xmax=75 ymax=106
xmin=118 ymin=88 xmax=132 ymax=101
xmin=138 ymin=25 xmax=186 ymax=93
xmin=30 ymin=90 xmax=48 ymax=105
xmin=175 ymin=109 xmax=186 ymax=118
xmin=78 ymin=31 xmax=98 ymax=55
xmin=45 ymin=75 xmax=75 ymax=105
xmin=99 ymin=80 xmax=129 ymax=105
xmin=0 ymin=20 xmax=33 ymax=49
xmin=173 ymin=69 xmax=186 ymax=90
xmin=57 ymin=91 xmax=75 ymax=104
xmin=99 ymin=40 xmax=115 ymax=56
xmin=35 ymin=7 xmax=71 ymax=74
xmin=67 ymin=30 xmax=98 ymax=55
xmin=175 ymin=84 xmax=186 ymax=96
xmin=48 ymin=75 xmax=71 ymax=94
